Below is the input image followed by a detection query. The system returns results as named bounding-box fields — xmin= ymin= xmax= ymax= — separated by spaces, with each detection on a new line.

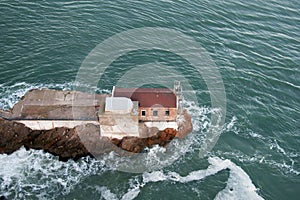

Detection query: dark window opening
xmin=165 ymin=110 xmax=170 ymax=116
xmin=141 ymin=110 xmax=146 ymax=116
xmin=153 ymin=110 xmax=158 ymax=116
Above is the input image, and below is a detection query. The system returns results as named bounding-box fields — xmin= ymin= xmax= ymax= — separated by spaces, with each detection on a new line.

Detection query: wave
xmin=0 ymin=148 xmax=264 ymax=199
xmin=0 ymin=148 xmax=108 ymax=199
xmin=109 ymin=157 xmax=263 ymax=200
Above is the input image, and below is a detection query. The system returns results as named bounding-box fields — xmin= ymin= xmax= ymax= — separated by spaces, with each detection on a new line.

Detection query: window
xmin=141 ymin=110 xmax=146 ymax=116
xmin=165 ymin=110 xmax=170 ymax=116
xmin=153 ymin=110 xmax=158 ymax=116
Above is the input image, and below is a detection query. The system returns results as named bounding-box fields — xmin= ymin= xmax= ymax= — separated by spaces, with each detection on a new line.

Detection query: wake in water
xmin=126 ymin=157 xmax=263 ymax=200
xmin=0 ymin=149 xmax=263 ymax=200
xmin=0 ymin=82 xmax=264 ymax=199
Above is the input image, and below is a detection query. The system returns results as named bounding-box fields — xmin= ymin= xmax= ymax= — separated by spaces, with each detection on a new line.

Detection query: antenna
xmin=174 ymin=80 xmax=182 ymax=96
xmin=112 ymin=86 xmax=115 ymax=97
xmin=174 ymin=81 xmax=183 ymax=115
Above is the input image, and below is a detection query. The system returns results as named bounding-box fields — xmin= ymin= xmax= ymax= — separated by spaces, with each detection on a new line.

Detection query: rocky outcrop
xmin=0 ymin=117 xmax=90 ymax=161
xmin=111 ymin=128 xmax=177 ymax=153
xmin=0 ymin=114 xmax=192 ymax=160
xmin=176 ymin=110 xmax=193 ymax=138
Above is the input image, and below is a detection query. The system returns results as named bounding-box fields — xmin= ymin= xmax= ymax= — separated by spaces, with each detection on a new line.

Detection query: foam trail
xmin=214 ymin=158 xmax=264 ymax=200
xmin=121 ymin=187 xmax=141 ymax=200
xmin=115 ymin=157 xmax=263 ymax=200
xmin=136 ymin=157 xmax=263 ymax=200
xmin=95 ymin=186 xmax=118 ymax=200
xmin=114 ymin=157 xmax=263 ymax=200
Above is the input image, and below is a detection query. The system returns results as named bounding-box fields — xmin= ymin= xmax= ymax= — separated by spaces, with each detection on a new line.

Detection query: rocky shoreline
xmin=0 ymin=111 xmax=192 ymax=161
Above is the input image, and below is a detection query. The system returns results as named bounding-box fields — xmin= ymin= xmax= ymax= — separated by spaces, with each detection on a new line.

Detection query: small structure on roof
xmin=105 ymin=97 xmax=133 ymax=114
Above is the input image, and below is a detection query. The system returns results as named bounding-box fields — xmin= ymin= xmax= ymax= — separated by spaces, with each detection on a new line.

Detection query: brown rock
xmin=0 ymin=110 xmax=192 ymax=159
xmin=0 ymin=118 xmax=30 ymax=154
xmin=0 ymin=117 xmax=90 ymax=161
xmin=120 ymin=137 xmax=147 ymax=153
xmin=111 ymin=128 xmax=178 ymax=153
xmin=176 ymin=110 xmax=193 ymax=138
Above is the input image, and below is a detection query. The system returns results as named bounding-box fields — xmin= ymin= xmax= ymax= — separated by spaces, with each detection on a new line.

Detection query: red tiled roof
xmin=113 ymin=88 xmax=176 ymax=108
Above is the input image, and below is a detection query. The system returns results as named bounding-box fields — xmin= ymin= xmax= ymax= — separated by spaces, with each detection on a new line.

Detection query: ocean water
xmin=0 ymin=0 xmax=299 ymax=199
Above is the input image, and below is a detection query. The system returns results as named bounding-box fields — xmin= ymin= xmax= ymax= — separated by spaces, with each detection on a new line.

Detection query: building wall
xmin=99 ymin=113 xmax=139 ymax=139
xmin=15 ymin=120 xmax=99 ymax=130
xmin=138 ymin=107 xmax=177 ymax=121
xmin=144 ymin=121 xmax=178 ymax=131
xmin=105 ymin=97 xmax=133 ymax=114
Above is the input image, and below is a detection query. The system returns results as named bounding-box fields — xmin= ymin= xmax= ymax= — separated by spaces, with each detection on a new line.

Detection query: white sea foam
xmin=215 ymin=150 xmax=300 ymax=175
xmin=115 ymin=157 xmax=264 ymax=200
xmin=0 ymin=148 xmax=107 ymax=199
xmin=214 ymin=158 xmax=264 ymax=200
xmin=121 ymin=187 xmax=141 ymax=200
xmin=226 ymin=116 xmax=237 ymax=131
xmin=270 ymin=139 xmax=286 ymax=155
xmin=216 ymin=113 xmax=299 ymax=176
xmin=248 ymin=131 xmax=265 ymax=140
xmin=184 ymin=100 xmax=214 ymax=132
xmin=246 ymin=132 xmax=299 ymax=175
xmin=98 ymin=99 xmax=216 ymax=173
xmin=95 ymin=186 xmax=118 ymax=200
xmin=0 ymin=149 xmax=27 ymax=198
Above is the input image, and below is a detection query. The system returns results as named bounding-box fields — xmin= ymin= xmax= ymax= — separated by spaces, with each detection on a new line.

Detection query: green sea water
xmin=0 ymin=0 xmax=299 ymax=199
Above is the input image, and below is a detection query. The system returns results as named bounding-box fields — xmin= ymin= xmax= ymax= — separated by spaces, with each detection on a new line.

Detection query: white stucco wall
xmin=16 ymin=120 xmax=98 ymax=130
xmin=144 ymin=121 xmax=178 ymax=131
xmin=100 ymin=124 xmax=139 ymax=139
xmin=105 ymin=97 xmax=133 ymax=114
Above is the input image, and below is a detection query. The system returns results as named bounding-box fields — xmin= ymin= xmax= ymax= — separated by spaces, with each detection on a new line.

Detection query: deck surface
xmin=3 ymin=89 xmax=108 ymax=120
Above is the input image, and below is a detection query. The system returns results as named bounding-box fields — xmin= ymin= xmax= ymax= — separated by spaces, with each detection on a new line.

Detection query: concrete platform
xmin=3 ymin=89 xmax=108 ymax=120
